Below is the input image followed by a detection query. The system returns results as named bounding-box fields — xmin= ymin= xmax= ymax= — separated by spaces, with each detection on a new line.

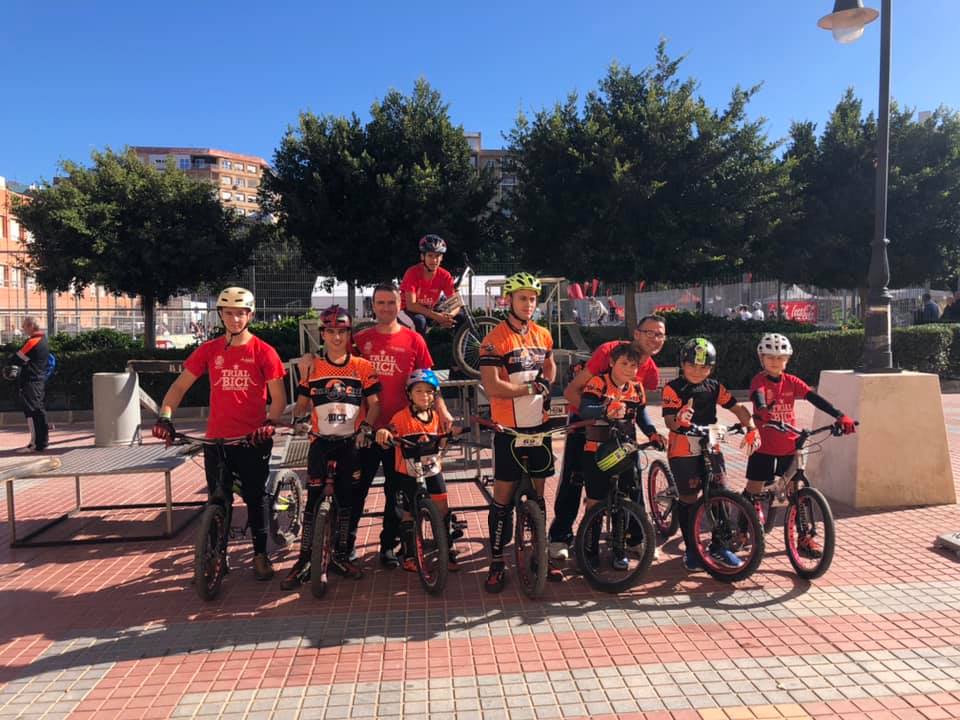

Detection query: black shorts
xmin=396 ymin=471 xmax=447 ymax=506
xmin=583 ymin=453 xmax=637 ymax=502
xmin=307 ymin=438 xmax=359 ymax=486
xmin=746 ymin=452 xmax=795 ymax=485
xmin=492 ymin=429 xmax=555 ymax=483
xmin=203 ymin=442 xmax=271 ymax=498
xmin=668 ymin=453 xmax=726 ymax=497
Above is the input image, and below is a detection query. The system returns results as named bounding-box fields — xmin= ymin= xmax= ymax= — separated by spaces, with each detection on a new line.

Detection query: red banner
xmin=654 ymin=304 xmax=678 ymax=313
xmin=769 ymin=301 xmax=817 ymax=323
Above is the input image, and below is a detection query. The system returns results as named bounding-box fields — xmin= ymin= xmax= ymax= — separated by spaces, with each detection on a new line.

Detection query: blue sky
xmin=3 ymin=1 xmax=958 ymax=184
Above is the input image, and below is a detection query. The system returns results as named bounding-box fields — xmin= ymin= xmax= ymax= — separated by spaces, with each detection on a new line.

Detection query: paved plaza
xmin=2 ymin=397 xmax=960 ymax=720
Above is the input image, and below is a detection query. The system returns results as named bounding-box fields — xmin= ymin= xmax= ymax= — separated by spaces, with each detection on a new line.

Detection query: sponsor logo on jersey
xmin=214 ymin=355 xmax=225 ymax=369
xmin=215 ymin=364 xmax=254 ymax=392
xmin=368 ymin=351 xmax=401 ymax=377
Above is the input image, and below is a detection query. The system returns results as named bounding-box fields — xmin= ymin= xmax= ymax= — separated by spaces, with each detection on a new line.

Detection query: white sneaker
xmin=548 ymin=542 xmax=570 ymax=561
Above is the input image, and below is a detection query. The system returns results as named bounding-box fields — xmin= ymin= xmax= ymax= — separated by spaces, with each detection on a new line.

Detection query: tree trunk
xmin=625 ymin=284 xmax=638 ymax=334
xmin=142 ymin=294 xmax=156 ymax=349
xmin=45 ymin=291 xmax=56 ymax=335
xmin=346 ymin=279 xmax=357 ymax=320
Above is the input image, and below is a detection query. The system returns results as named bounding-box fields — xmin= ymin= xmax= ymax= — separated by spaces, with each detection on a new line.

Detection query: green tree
xmin=262 ymin=79 xmax=497 ymax=316
xmin=769 ymin=90 xmax=960 ymax=296
xmin=13 ymin=149 xmax=251 ymax=347
xmin=506 ymin=43 xmax=793 ymax=329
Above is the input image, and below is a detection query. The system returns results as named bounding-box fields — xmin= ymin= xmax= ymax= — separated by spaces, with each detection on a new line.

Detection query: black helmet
xmin=594 ymin=438 xmax=636 ymax=476
xmin=418 ymin=234 xmax=447 ymax=254
xmin=679 ymin=337 xmax=717 ymax=367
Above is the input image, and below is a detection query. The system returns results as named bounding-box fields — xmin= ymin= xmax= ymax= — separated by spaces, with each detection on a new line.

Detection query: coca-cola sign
xmin=769 ymin=301 xmax=818 ymax=323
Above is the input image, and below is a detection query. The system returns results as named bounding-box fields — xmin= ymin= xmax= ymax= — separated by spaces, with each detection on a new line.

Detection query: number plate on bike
xmin=515 ymin=433 xmax=544 ymax=448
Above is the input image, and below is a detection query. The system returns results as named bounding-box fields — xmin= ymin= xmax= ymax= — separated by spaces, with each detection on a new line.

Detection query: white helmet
xmin=757 ymin=333 xmax=793 ymax=359
xmin=752 ymin=301 xmax=762 ymax=310
xmin=216 ymin=286 xmax=255 ymax=312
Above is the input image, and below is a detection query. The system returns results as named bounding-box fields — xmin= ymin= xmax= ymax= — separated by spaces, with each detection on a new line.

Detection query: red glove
xmin=248 ymin=420 xmax=276 ymax=446
xmin=646 ymin=432 xmax=666 ymax=451
xmin=741 ymin=428 xmax=761 ymax=455
xmin=153 ymin=417 xmax=175 ymax=446
xmin=835 ymin=415 xmax=857 ymax=435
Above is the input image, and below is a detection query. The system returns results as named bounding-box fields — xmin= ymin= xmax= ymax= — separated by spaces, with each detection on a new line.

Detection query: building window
xmin=247 ymin=164 xmax=257 ymax=173
xmin=221 ymin=192 xmax=232 ymax=201
xmin=235 ymin=193 xmax=245 ymax=203
xmin=26 ymin=274 xmax=36 ymax=291
xmin=0 ymin=215 xmax=5 ymax=239
xmin=221 ymin=159 xmax=232 ymax=169
xmin=10 ymin=268 xmax=20 ymax=289
xmin=233 ymin=178 xmax=244 ymax=188
xmin=221 ymin=176 xmax=232 ymax=185
xmin=178 ymin=158 xmax=190 ymax=170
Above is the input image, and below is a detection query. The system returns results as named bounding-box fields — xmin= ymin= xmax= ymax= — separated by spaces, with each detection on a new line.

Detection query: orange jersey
xmin=388 ymin=406 xmax=443 ymax=478
xmin=581 ymin=372 xmax=647 ymax=452
xmin=478 ymin=320 xmax=553 ymax=429
xmin=661 ymin=377 xmax=736 ymax=458
xmin=297 ymin=354 xmax=380 ymax=438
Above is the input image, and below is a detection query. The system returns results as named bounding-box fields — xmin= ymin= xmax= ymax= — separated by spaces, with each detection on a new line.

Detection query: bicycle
xmin=386 ymin=431 xmax=469 ymax=595
xmin=573 ymin=425 xmax=657 ymax=593
xmin=173 ymin=433 xmax=303 ymax=602
xmin=674 ymin=423 xmax=765 ymax=583
xmin=751 ymin=419 xmax=852 ymax=579
xmin=473 ymin=415 xmax=593 ymax=598
xmin=647 ymin=456 xmax=679 ymax=540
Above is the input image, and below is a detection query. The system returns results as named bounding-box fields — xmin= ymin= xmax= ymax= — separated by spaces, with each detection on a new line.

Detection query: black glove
xmin=153 ymin=417 xmax=175 ymax=446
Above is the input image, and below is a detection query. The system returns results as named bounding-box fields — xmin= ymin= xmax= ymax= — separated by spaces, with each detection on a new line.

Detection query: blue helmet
xmin=406 ymin=368 xmax=440 ymax=392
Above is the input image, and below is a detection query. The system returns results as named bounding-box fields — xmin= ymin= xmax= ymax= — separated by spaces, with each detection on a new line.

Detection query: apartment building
xmin=465 ymin=132 xmax=517 ymax=205
xmin=131 ymin=146 xmax=269 ymax=217
xmin=0 ymin=177 xmax=138 ymax=341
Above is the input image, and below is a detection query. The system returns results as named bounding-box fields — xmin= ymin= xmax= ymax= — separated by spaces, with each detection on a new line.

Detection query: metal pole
xmin=860 ymin=0 xmax=897 ymax=372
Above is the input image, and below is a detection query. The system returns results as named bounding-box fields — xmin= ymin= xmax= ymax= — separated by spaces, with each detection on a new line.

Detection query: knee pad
xmin=487 ymin=501 xmax=513 ymax=557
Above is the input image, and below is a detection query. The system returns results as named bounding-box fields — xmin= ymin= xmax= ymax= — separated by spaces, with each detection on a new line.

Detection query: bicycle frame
xmin=763 ymin=422 xmax=840 ymax=507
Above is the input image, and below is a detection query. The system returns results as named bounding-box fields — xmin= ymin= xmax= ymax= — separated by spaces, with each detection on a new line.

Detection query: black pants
xmin=203 ymin=442 xmax=271 ymax=555
xmin=547 ymin=430 xmax=586 ymax=544
xmin=352 ymin=444 xmax=403 ymax=553
xmin=19 ymin=380 xmax=48 ymax=451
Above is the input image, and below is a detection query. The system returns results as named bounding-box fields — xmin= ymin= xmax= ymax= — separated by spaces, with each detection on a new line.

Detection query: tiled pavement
xmin=1 ymin=397 xmax=960 ymax=719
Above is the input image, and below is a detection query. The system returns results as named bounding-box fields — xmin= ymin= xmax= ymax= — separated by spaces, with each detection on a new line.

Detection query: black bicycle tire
xmin=193 ymin=504 xmax=228 ymax=601
xmin=762 ymin=496 xmax=779 ymax=535
xmin=269 ymin=470 xmax=304 ymax=547
xmin=514 ymin=498 xmax=548 ymax=598
xmin=690 ymin=489 xmax=765 ymax=583
xmin=574 ymin=499 xmax=655 ymax=594
xmin=647 ymin=460 xmax=679 ymax=539
xmin=784 ymin=487 xmax=835 ymax=580
xmin=415 ymin=498 xmax=450 ymax=595
xmin=310 ymin=503 xmax=332 ymax=599
xmin=452 ymin=316 xmax=499 ymax=379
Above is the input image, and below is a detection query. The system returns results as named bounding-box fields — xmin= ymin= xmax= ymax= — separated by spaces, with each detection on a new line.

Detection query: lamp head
xmin=817 ymin=0 xmax=879 ymax=44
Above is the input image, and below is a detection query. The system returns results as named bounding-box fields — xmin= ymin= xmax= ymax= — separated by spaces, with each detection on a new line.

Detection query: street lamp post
xmin=818 ymin=0 xmax=898 ymax=372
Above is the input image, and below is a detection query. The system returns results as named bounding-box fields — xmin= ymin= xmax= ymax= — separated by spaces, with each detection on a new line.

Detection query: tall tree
xmin=768 ymin=90 xmax=960 ymax=296
xmin=262 ymin=79 xmax=498 ymax=315
xmin=13 ymin=149 xmax=251 ymax=347
xmin=506 ymin=43 xmax=792 ymax=329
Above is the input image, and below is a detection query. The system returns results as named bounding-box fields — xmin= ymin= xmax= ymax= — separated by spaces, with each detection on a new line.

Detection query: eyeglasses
xmin=638 ymin=330 xmax=667 ymax=340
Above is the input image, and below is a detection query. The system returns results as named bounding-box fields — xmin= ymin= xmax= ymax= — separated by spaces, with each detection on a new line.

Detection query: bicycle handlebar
xmin=171 ymin=432 xmax=250 ymax=447
xmin=674 ymin=422 xmax=745 ymax=438
xmin=471 ymin=415 xmax=595 ymax=436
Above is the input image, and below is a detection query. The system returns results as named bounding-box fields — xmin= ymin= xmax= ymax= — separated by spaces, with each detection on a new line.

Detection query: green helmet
xmin=679 ymin=337 xmax=717 ymax=367
xmin=502 ymin=272 xmax=542 ymax=296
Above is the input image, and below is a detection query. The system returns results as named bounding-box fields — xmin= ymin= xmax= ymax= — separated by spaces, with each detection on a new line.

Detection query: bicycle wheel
xmin=310 ymin=502 xmax=332 ymax=599
xmin=691 ymin=489 xmax=764 ymax=583
xmin=269 ymin=470 xmax=303 ymax=547
xmin=784 ymin=487 xmax=835 ymax=580
xmin=574 ymin=499 xmax=655 ymax=594
xmin=452 ymin=316 xmax=500 ymax=379
xmin=414 ymin=498 xmax=449 ymax=595
xmin=647 ymin=460 xmax=679 ymax=539
xmin=353 ymin=319 xmax=376 ymax=334
xmin=514 ymin=497 xmax=548 ymax=598
xmin=193 ymin=504 xmax=228 ymax=601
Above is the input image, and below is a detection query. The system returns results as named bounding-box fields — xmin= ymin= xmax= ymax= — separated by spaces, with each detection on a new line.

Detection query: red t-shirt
xmin=184 ymin=336 xmax=286 ymax=439
xmin=399 ymin=264 xmax=456 ymax=311
xmin=749 ymin=372 xmax=812 ymax=456
xmin=353 ymin=326 xmax=433 ymax=428
xmin=569 ymin=340 xmax=659 ymax=415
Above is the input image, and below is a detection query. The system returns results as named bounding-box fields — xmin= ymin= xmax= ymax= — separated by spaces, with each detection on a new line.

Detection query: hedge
xmin=3 ymin=322 xmax=957 ymax=412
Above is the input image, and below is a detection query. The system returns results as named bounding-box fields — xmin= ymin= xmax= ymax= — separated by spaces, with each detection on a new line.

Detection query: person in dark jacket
xmin=920 ymin=293 xmax=941 ymax=324
xmin=6 ymin=317 xmax=50 ymax=451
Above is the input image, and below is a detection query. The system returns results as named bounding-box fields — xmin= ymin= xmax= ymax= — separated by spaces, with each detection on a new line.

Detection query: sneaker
xmin=484 ymin=561 xmax=506 ymax=593
xmin=330 ymin=555 xmax=363 ymax=580
xmin=683 ymin=549 xmax=704 ymax=572
xmin=401 ymin=556 xmax=418 ymax=573
xmin=253 ymin=553 xmax=274 ymax=581
xmin=548 ymin=541 xmax=570 ymax=561
xmin=797 ymin=535 xmax=823 ymax=559
xmin=280 ymin=559 xmax=309 ymax=590
xmin=379 ymin=548 xmax=400 ymax=569
xmin=448 ymin=514 xmax=465 ymax=542
xmin=448 ymin=550 xmax=461 ymax=572
xmin=611 ymin=554 xmax=629 ymax=571
xmin=708 ymin=544 xmax=743 ymax=568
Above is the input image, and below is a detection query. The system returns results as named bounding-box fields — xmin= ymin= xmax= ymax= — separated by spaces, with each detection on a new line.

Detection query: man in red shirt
xmin=548 ymin=314 xmax=667 ymax=560
xmin=153 ymin=287 xmax=287 ymax=582
xmin=399 ymin=234 xmax=461 ymax=336
xmin=352 ymin=282 xmax=454 ymax=567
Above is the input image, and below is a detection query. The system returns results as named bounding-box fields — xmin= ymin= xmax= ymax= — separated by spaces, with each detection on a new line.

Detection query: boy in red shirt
xmin=747 ymin=333 xmax=856 ymax=557
xmin=399 ymin=234 xmax=462 ymax=336
xmin=153 ymin=287 xmax=286 ymax=581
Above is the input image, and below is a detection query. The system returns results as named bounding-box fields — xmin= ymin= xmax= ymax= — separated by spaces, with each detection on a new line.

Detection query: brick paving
xmin=0 ymin=396 xmax=959 ymax=719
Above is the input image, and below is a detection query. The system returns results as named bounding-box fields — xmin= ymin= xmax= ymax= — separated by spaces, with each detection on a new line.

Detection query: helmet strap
xmin=219 ymin=309 xmax=250 ymax=348
xmin=506 ymin=297 xmax=530 ymax=332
